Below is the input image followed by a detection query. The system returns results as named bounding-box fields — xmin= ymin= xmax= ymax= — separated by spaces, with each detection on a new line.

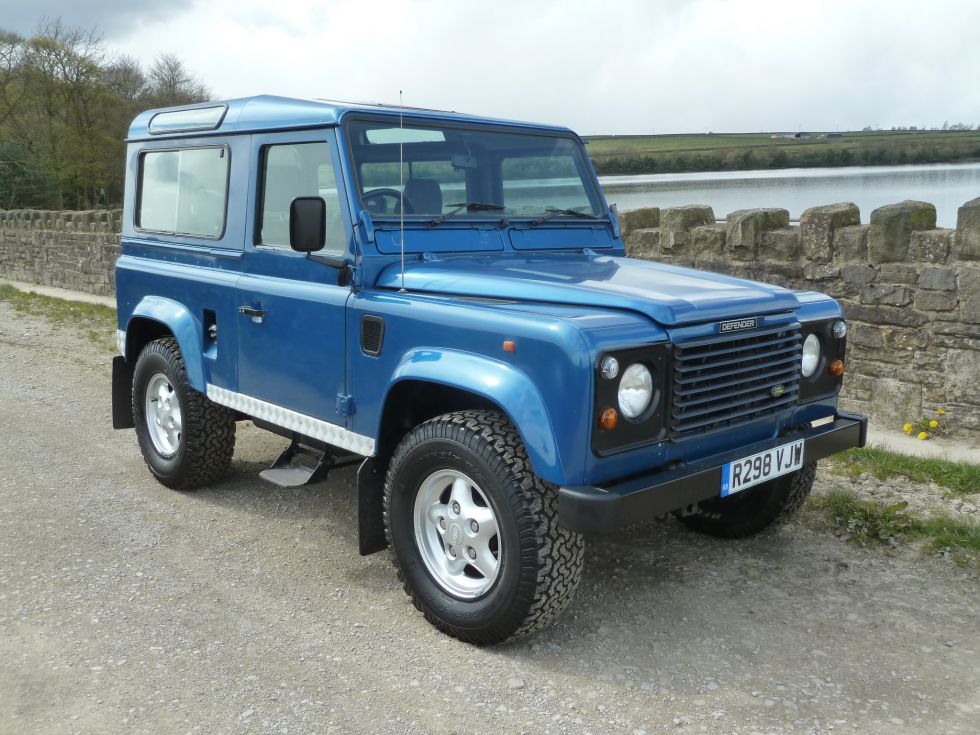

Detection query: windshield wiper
xmin=427 ymin=201 xmax=505 ymax=227
xmin=527 ymin=207 xmax=600 ymax=226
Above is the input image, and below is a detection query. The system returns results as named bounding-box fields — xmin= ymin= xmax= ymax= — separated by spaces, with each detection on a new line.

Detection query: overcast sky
xmin=3 ymin=0 xmax=978 ymax=135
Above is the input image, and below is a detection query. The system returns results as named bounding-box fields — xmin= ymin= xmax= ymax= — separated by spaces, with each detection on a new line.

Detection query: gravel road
xmin=1 ymin=302 xmax=978 ymax=735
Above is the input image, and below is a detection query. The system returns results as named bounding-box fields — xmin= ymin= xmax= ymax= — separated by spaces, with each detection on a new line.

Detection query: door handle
xmin=239 ymin=305 xmax=266 ymax=323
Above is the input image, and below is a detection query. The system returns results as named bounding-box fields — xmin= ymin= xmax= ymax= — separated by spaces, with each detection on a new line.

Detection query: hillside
xmin=584 ymin=129 xmax=980 ymax=175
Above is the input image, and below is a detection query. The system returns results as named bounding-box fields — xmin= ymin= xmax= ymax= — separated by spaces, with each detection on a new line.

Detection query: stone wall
xmin=0 ymin=209 xmax=122 ymax=296
xmin=2 ymin=201 xmax=980 ymax=438
xmin=619 ymin=198 xmax=980 ymax=439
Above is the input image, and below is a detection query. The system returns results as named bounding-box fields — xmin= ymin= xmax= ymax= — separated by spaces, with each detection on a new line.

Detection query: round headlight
xmin=618 ymin=363 xmax=653 ymax=419
xmin=832 ymin=320 xmax=847 ymax=339
xmin=600 ymin=356 xmax=620 ymax=380
xmin=801 ymin=333 xmax=821 ymax=377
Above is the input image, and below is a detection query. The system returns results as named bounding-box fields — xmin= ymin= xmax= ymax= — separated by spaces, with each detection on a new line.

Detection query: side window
xmin=258 ymin=142 xmax=346 ymax=252
xmin=138 ymin=147 xmax=228 ymax=237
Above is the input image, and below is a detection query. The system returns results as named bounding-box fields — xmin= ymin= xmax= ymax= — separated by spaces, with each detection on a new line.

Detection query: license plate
xmin=720 ymin=439 xmax=804 ymax=497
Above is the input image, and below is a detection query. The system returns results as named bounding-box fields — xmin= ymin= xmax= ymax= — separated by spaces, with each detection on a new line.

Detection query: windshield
xmin=346 ymin=119 xmax=604 ymax=221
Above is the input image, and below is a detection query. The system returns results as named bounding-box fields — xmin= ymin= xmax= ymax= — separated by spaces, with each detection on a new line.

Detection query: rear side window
xmin=258 ymin=142 xmax=346 ymax=253
xmin=137 ymin=147 xmax=228 ymax=238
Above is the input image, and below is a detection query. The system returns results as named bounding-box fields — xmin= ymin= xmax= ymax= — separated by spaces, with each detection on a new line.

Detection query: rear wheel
xmin=132 ymin=337 xmax=236 ymax=489
xmin=384 ymin=410 xmax=584 ymax=644
xmin=678 ymin=462 xmax=816 ymax=539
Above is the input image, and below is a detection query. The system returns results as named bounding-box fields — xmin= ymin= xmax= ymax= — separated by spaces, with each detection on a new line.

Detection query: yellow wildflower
xmin=903 ymin=422 xmax=914 ymax=434
xmin=917 ymin=431 xmax=928 ymax=440
xmin=936 ymin=408 xmax=946 ymax=415
xmin=929 ymin=420 xmax=939 ymax=428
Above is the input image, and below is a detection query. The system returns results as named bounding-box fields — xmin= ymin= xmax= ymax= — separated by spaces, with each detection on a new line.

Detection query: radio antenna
xmin=399 ymin=89 xmax=406 ymax=292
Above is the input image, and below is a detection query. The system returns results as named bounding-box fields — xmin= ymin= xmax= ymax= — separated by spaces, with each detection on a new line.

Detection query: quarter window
xmin=258 ymin=142 xmax=346 ymax=252
xmin=138 ymin=147 xmax=228 ymax=237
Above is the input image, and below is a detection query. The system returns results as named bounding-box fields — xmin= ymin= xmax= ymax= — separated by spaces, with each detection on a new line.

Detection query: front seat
xmin=401 ymin=178 xmax=443 ymax=214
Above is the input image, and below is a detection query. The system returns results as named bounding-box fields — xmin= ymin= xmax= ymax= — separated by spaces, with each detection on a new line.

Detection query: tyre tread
xmin=133 ymin=337 xmax=236 ymax=489
xmin=383 ymin=409 xmax=584 ymax=644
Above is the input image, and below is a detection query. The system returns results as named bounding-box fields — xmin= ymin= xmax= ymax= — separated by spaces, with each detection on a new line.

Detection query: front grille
xmin=671 ymin=323 xmax=801 ymax=439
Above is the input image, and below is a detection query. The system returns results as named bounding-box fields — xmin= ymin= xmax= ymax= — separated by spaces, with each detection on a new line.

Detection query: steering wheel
xmin=362 ymin=188 xmax=413 ymax=215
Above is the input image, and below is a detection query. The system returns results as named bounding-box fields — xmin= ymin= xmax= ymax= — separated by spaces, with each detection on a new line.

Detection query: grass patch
xmin=0 ymin=284 xmax=117 ymax=351
xmin=808 ymin=489 xmax=980 ymax=565
xmin=828 ymin=446 xmax=980 ymax=497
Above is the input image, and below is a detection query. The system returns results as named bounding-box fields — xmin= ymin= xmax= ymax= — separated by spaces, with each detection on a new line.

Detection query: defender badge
xmin=719 ymin=317 xmax=757 ymax=333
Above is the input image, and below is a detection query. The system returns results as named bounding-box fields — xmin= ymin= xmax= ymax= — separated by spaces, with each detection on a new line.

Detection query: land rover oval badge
xmin=771 ymin=384 xmax=786 ymax=398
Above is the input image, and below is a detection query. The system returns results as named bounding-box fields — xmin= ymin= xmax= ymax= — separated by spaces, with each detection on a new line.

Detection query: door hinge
xmin=336 ymin=393 xmax=356 ymax=417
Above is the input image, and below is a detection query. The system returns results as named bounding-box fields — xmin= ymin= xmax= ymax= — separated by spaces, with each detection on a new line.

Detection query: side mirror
xmin=289 ymin=196 xmax=326 ymax=252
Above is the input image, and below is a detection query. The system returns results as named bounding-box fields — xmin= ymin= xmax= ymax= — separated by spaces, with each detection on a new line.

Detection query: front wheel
xmin=384 ymin=410 xmax=585 ymax=644
xmin=678 ymin=462 xmax=817 ymax=539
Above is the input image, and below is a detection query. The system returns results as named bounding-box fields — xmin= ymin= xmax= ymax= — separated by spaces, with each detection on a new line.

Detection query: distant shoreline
xmin=597 ymin=160 xmax=980 ymax=183
xmin=584 ymin=130 xmax=980 ymax=176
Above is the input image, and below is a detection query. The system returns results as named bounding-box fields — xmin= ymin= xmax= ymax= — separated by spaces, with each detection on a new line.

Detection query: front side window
xmin=138 ymin=147 xmax=228 ymax=237
xmin=346 ymin=120 xmax=603 ymax=220
xmin=258 ymin=141 xmax=346 ymax=253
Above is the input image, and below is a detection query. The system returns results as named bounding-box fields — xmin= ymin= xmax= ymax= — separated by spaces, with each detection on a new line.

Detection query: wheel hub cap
xmin=413 ymin=469 xmax=501 ymax=599
xmin=144 ymin=372 xmax=182 ymax=457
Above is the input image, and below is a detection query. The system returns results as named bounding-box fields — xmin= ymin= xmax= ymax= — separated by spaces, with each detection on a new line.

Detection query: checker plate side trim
xmin=206 ymin=385 xmax=375 ymax=456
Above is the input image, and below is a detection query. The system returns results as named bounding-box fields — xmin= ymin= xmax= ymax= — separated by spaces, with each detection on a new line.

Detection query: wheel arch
xmin=377 ymin=350 xmax=565 ymax=483
xmin=124 ymin=297 xmax=206 ymax=391
xmin=357 ymin=353 xmax=566 ymax=556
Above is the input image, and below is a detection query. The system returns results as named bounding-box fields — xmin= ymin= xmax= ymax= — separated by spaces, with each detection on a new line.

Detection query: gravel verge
xmin=1 ymin=302 xmax=978 ymax=735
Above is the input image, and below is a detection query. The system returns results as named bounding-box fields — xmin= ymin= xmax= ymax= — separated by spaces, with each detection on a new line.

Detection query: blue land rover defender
xmin=112 ymin=96 xmax=866 ymax=644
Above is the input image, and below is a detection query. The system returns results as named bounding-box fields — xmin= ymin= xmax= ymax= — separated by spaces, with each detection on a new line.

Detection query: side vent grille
xmin=360 ymin=315 xmax=385 ymax=356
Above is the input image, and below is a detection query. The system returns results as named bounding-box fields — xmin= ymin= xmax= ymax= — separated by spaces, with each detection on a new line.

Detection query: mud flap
xmin=112 ymin=356 xmax=135 ymax=429
xmin=357 ymin=457 xmax=388 ymax=555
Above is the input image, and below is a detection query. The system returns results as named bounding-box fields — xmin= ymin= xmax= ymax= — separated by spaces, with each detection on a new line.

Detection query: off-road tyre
xmin=132 ymin=337 xmax=236 ymax=489
xmin=383 ymin=410 xmax=585 ymax=645
xmin=678 ymin=462 xmax=817 ymax=539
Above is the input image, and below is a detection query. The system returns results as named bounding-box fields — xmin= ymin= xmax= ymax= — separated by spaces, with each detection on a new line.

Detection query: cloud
xmin=8 ymin=0 xmax=980 ymax=134
xmin=1 ymin=0 xmax=195 ymax=39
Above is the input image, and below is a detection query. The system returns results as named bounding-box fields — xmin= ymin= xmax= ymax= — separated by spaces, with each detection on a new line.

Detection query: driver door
xmin=235 ymin=130 xmax=353 ymax=427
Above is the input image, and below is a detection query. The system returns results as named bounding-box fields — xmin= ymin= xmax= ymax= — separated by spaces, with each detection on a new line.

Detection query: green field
xmin=583 ymin=129 xmax=980 ymax=175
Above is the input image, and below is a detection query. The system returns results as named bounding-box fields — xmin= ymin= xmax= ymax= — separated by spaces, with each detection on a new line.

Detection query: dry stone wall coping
xmin=3 ymin=200 xmax=980 ymax=438
xmin=621 ymin=197 xmax=980 ymax=438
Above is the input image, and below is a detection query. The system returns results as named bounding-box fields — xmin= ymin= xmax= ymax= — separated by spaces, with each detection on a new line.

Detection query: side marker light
xmin=599 ymin=407 xmax=618 ymax=430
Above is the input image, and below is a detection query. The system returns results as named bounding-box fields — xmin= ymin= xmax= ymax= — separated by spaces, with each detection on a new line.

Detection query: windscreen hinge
xmin=358 ymin=211 xmax=376 ymax=243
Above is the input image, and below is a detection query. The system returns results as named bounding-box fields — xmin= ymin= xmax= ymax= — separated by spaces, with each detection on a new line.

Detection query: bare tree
xmin=145 ymin=53 xmax=210 ymax=107
xmin=103 ymin=54 xmax=146 ymax=102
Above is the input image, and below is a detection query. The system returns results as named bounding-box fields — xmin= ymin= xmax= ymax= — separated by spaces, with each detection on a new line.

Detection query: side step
xmin=259 ymin=439 xmax=360 ymax=488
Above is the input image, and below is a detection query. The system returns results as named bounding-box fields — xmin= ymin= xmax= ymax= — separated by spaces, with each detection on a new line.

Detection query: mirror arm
xmin=307 ymin=253 xmax=346 ymax=269
xmin=307 ymin=253 xmax=353 ymax=286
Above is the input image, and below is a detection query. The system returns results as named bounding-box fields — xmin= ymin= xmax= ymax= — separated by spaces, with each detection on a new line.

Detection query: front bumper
xmin=558 ymin=410 xmax=867 ymax=534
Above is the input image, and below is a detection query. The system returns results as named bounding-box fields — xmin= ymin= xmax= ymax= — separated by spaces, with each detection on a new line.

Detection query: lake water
xmin=599 ymin=162 xmax=980 ymax=227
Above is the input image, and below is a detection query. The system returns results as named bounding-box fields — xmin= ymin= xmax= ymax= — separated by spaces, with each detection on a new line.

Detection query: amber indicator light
xmin=829 ymin=359 xmax=845 ymax=376
xmin=599 ymin=407 xmax=618 ymax=430
xmin=502 ymin=340 xmax=516 ymax=353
